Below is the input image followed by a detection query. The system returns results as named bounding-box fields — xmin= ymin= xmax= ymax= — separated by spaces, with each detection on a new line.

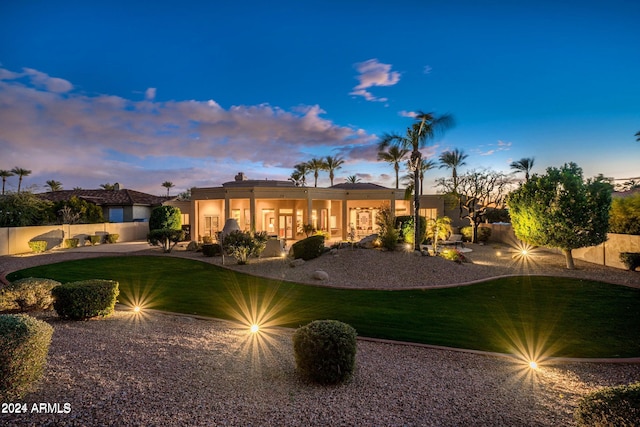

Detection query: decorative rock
xmin=329 ymin=248 xmax=338 ymax=255
xmin=312 ymin=270 xmax=329 ymax=281
xmin=357 ymin=234 xmax=379 ymax=249
xmin=186 ymin=241 xmax=198 ymax=251
xmin=290 ymin=258 xmax=306 ymax=267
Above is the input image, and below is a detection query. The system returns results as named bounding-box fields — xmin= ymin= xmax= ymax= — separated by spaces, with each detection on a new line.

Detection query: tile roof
xmin=37 ymin=189 xmax=170 ymax=206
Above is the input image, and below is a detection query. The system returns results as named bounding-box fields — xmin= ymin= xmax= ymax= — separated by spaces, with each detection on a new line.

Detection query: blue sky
xmin=1 ymin=0 xmax=638 ymax=195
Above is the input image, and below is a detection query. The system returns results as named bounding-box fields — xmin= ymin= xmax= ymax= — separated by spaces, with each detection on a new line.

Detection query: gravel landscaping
xmin=1 ymin=242 xmax=639 ymax=426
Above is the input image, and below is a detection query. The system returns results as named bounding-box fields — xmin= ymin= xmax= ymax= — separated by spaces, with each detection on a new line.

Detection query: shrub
xmin=149 ymin=205 xmax=182 ymax=231
xmin=28 ymin=240 xmax=47 ymax=253
xmin=460 ymin=226 xmax=491 ymax=243
xmin=395 ymin=215 xmax=427 ymax=245
xmin=201 ymin=235 xmax=214 ymax=244
xmin=52 ymin=279 xmax=119 ymax=320
xmin=574 ymin=382 xmax=640 ymax=427
xmin=291 ymin=235 xmax=325 ymax=260
xmin=379 ymin=227 xmax=399 ymax=251
xmin=202 ymin=243 xmax=222 ymax=257
xmin=64 ymin=238 xmax=79 ymax=248
xmin=0 ymin=314 xmax=53 ymax=400
xmin=88 ymin=235 xmax=102 ymax=245
xmin=148 ymin=228 xmax=185 ymax=253
xmin=222 ymin=230 xmax=268 ymax=265
xmin=106 ymin=234 xmax=119 ymax=244
xmin=376 ymin=204 xmax=397 ymax=251
xmin=460 ymin=226 xmax=473 ymax=242
xmin=609 ymin=193 xmax=640 ymax=235
xmin=0 ymin=278 xmax=61 ymax=312
xmin=620 ymin=252 xmax=640 ymax=271
xmin=292 ymin=320 xmax=357 ymax=385
xmin=440 ymin=248 xmax=469 ymax=264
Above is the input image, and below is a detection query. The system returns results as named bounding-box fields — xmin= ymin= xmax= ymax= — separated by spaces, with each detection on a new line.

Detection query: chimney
xmin=234 ymin=172 xmax=248 ymax=181
xmin=113 ymin=183 xmax=121 ymax=191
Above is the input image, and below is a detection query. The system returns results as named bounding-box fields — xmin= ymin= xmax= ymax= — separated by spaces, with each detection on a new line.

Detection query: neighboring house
xmin=188 ymin=174 xmax=464 ymax=242
xmin=38 ymin=185 xmax=171 ymax=222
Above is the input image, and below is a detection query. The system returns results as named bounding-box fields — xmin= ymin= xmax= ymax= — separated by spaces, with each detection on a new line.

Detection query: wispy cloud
xmin=399 ymin=110 xmax=417 ymax=118
xmin=472 ymin=140 xmax=513 ymax=156
xmin=350 ymin=59 xmax=400 ymax=102
xmin=0 ymin=66 xmax=375 ymax=193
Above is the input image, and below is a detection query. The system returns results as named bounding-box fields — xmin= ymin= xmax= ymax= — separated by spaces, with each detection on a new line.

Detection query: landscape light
xmin=528 ymin=361 xmax=538 ymax=370
xmin=250 ymin=324 xmax=260 ymax=334
xmin=133 ymin=305 xmax=142 ymax=313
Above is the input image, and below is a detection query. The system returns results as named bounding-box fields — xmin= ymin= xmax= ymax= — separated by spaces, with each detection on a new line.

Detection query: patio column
xmin=224 ymin=190 xmax=230 ymax=221
xmin=249 ymin=193 xmax=256 ymax=232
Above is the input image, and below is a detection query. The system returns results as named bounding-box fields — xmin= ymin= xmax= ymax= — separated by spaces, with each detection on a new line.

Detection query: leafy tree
xmin=100 ymin=183 xmax=116 ymax=190
xmin=11 ymin=167 xmax=31 ymax=193
xmin=45 ymin=180 xmax=62 ymax=192
xmin=161 ymin=181 xmax=174 ymax=196
xmin=510 ymin=157 xmax=535 ymax=182
xmin=147 ymin=206 xmax=184 ymax=253
xmin=325 ymin=155 xmax=344 ymax=186
xmin=0 ymin=170 xmax=13 ymax=195
xmin=377 ymin=144 xmax=409 ymax=189
xmin=0 ymin=192 xmax=54 ymax=227
xmin=52 ymin=196 xmax=104 ymax=224
xmin=507 ymin=163 xmax=612 ymax=269
xmin=380 ymin=111 xmax=455 ymax=250
xmin=438 ymin=149 xmax=468 ymax=192
xmin=609 ymin=193 xmax=640 ymax=235
xmin=307 ymin=158 xmax=328 ymax=187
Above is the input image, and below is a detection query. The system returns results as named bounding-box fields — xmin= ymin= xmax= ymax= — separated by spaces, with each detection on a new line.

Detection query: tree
xmin=52 ymin=196 xmax=104 ymax=224
xmin=345 ymin=175 xmax=361 ymax=184
xmin=0 ymin=170 xmax=13 ymax=195
xmin=380 ymin=111 xmax=455 ymax=250
xmin=510 ymin=157 xmax=535 ymax=182
xmin=377 ymin=144 xmax=408 ymax=189
xmin=45 ymin=180 xmax=62 ymax=192
xmin=161 ymin=181 xmax=175 ymax=196
xmin=426 ymin=216 xmax=452 ymax=254
xmin=147 ymin=206 xmax=184 ymax=253
xmin=307 ymin=157 xmax=328 ymax=187
xmin=0 ymin=192 xmax=54 ymax=227
xmin=289 ymin=162 xmax=310 ymax=187
xmin=11 ymin=167 xmax=31 ymax=193
xmin=437 ymin=169 xmax=513 ymax=243
xmin=402 ymin=158 xmax=436 ymax=199
xmin=100 ymin=183 xmax=116 ymax=190
xmin=636 ymin=130 xmax=640 ymax=142
xmin=325 ymin=155 xmax=344 ymax=187
xmin=609 ymin=192 xmax=640 ymax=235
xmin=507 ymin=163 xmax=612 ymax=269
xmin=438 ymin=149 xmax=468 ymax=192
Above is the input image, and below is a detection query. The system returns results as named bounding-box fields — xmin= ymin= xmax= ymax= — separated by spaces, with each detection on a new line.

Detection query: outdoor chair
xmin=440 ymin=234 xmax=464 ymax=248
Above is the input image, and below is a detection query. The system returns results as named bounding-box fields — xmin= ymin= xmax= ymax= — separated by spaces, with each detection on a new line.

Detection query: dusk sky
xmin=1 ymin=0 xmax=638 ymax=196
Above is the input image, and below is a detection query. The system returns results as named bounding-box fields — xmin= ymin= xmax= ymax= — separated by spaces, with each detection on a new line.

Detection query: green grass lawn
xmin=7 ymin=255 xmax=640 ymax=358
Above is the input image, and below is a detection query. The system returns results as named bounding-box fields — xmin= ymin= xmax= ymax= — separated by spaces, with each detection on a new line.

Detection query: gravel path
xmin=1 ymin=243 xmax=639 ymax=426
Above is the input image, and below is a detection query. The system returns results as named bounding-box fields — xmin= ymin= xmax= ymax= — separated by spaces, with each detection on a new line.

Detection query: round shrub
xmin=0 ymin=314 xmax=53 ymax=400
xmin=28 ymin=240 xmax=47 ymax=253
xmin=620 ymin=252 xmax=640 ymax=272
xmin=52 ymin=279 xmax=119 ymax=320
xmin=202 ymin=243 xmax=222 ymax=257
xmin=574 ymin=382 xmax=640 ymax=426
xmin=291 ymin=235 xmax=325 ymax=260
xmin=106 ymin=233 xmax=119 ymax=244
xmin=292 ymin=319 xmax=357 ymax=385
xmin=0 ymin=277 xmax=61 ymax=312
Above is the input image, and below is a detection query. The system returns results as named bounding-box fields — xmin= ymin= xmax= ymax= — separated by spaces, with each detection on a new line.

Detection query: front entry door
xmin=279 ymin=215 xmax=293 ymax=239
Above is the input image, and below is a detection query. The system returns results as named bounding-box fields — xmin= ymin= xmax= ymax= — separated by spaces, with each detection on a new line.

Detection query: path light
xmin=528 ymin=360 xmax=538 ymax=370
xmin=133 ymin=305 xmax=142 ymax=313
xmin=250 ymin=324 xmax=260 ymax=334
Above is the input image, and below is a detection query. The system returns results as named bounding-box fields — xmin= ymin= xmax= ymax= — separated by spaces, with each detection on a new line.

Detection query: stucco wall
xmin=0 ymin=222 xmax=150 ymax=256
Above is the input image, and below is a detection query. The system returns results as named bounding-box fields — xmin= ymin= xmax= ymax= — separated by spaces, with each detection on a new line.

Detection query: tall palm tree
xmin=635 ymin=130 xmax=640 ymax=142
xmin=439 ymin=148 xmax=468 ymax=192
xmin=381 ymin=111 xmax=455 ymax=250
xmin=325 ymin=155 xmax=345 ymax=187
xmin=162 ymin=181 xmax=175 ymax=196
xmin=0 ymin=170 xmax=13 ymax=195
xmin=377 ymin=144 xmax=409 ymax=189
xmin=307 ymin=157 xmax=328 ymax=187
xmin=401 ymin=158 xmax=437 ymax=200
xmin=417 ymin=158 xmax=437 ymax=195
xmin=11 ymin=167 xmax=31 ymax=193
xmin=46 ymin=180 xmax=62 ymax=192
xmin=345 ymin=175 xmax=361 ymax=184
xmin=289 ymin=162 xmax=310 ymax=187
xmin=509 ymin=157 xmax=535 ymax=182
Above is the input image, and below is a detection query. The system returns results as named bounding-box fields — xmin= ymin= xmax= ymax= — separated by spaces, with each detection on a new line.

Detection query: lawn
xmin=8 ymin=255 xmax=640 ymax=358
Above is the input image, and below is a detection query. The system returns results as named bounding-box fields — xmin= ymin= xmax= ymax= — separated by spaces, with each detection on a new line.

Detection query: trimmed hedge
xmin=106 ymin=234 xmax=119 ymax=244
xmin=28 ymin=240 xmax=47 ymax=253
xmin=52 ymin=279 xmax=119 ymax=320
xmin=292 ymin=319 xmax=357 ymax=385
xmin=87 ymin=235 xmax=102 ymax=245
xmin=620 ymin=252 xmax=640 ymax=272
xmin=0 ymin=314 xmax=53 ymax=400
xmin=64 ymin=238 xmax=79 ymax=248
xmin=291 ymin=235 xmax=325 ymax=260
xmin=202 ymin=243 xmax=222 ymax=257
xmin=0 ymin=277 xmax=61 ymax=312
xmin=574 ymin=382 xmax=640 ymax=426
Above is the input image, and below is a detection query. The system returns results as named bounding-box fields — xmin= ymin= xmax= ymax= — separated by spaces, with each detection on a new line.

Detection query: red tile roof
xmin=37 ymin=189 xmax=171 ymax=206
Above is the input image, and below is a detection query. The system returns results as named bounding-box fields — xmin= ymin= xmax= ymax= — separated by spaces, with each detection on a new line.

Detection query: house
xmin=38 ymin=184 xmax=171 ymax=222
xmin=185 ymin=174 xmax=464 ymax=242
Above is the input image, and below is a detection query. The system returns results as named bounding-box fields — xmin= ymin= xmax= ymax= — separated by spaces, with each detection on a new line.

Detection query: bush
xmin=291 ymin=235 xmax=325 ymax=260
xmin=202 ymin=243 xmax=222 ymax=257
xmin=64 ymin=238 xmax=79 ymax=248
xmin=460 ymin=226 xmax=492 ymax=243
xmin=620 ymin=252 xmax=640 ymax=271
xmin=395 ymin=215 xmax=427 ymax=245
xmin=149 ymin=206 xmax=182 ymax=231
xmin=460 ymin=226 xmax=473 ymax=242
xmin=0 ymin=314 xmax=53 ymax=400
xmin=0 ymin=278 xmax=61 ymax=312
xmin=106 ymin=234 xmax=119 ymax=244
xmin=88 ymin=235 xmax=102 ymax=245
xmin=574 ymin=382 xmax=640 ymax=427
xmin=52 ymin=279 xmax=119 ymax=320
xmin=28 ymin=240 xmax=47 ymax=253
xmin=609 ymin=194 xmax=640 ymax=235
xmin=292 ymin=320 xmax=357 ymax=385
xmin=439 ymin=248 xmax=469 ymax=264
xmin=148 ymin=228 xmax=185 ymax=253
xmin=379 ymin=227 xmax=399 ymax=251
xmin=222 ymin=230 xmax=268 ymax=265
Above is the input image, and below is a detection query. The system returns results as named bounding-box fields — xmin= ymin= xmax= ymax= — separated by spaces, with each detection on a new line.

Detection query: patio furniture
xmin=440 ymin=234 xmax=464 ymax=248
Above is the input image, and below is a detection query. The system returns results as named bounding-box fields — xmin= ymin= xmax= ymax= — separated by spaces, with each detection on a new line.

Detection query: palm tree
xmin=325 ymin=155 xmax=345 ymax=186
xmin=381 ymin=111 xmax=455 ymax=250
xmin=11 ymin=167 xmax=31 ymax=193
xmin=439 ymin=148 xmax=468 ymax=192
xmin=417 ymin=159 xmax=437 ymax=195
xmin=162 ymin=181 xmax=175 ymax=196
xmin=401 ymin=159 xmax=436 ymax=199
xmin=289 ymin=162 xmax=310 ymax=187
xmin=345 ymin=175 xmax=361 ymax=184
xmin=377 ymin=144 xmax=409 ymax=189
xmin=635 ymin=130 xmax=640 ymax=142
xmin=0 ymin=170 xmax=13 ymax=195
xmin=509 ymin=157 xmax=535 ymax=182
xmin=307 ymin=157 xmax=328 ymax=187
xmin=46 ymin=180 xmax=62 ymax=192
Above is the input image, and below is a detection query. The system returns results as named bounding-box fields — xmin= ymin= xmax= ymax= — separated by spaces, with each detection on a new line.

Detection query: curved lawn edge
xmin=117 ymin=304 xmax=640 ymax=364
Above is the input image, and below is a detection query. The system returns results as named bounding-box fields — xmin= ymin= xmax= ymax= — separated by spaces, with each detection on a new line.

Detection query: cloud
xmin=472 ymin=140 xmax=512 ymax=156
xmin=145 ymin=87 xmax=156 ymax=101
xmin=423 ymin=65 xmax=432 ymax=74
xmin=0 ymin=65 xmax=376 ymax=193
xmin=399 ymin=110 xmax=417 ymax=118
xmin=350 ymin=59 xmax=400 ymax=102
